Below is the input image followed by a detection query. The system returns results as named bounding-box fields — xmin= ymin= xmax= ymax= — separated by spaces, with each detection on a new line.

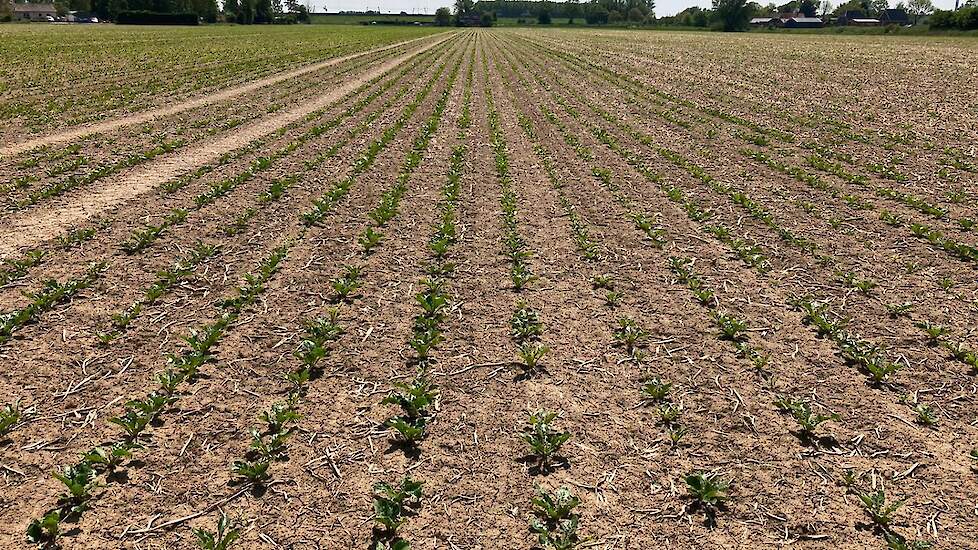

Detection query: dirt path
xmin=0 ymin=33 xmax=448 ymax=158
xmin=0 ymin=34 xmax=452 ymax=258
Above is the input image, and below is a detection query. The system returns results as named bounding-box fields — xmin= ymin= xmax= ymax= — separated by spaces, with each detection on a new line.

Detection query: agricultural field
xmin=0 ymin=25 xmax=977 ymax=550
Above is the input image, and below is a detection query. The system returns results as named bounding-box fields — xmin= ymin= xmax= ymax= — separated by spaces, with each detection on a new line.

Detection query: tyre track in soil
xmin=0 ymin=33 xmax=448 ymax=159
xmin=0 ymin=33 xmax=454 ymax=260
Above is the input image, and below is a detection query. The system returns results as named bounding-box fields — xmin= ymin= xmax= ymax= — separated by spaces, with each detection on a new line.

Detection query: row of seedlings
xmin=482 ymin=47 xmax=586 ymax=550
xmin=183 ymin=37 xmax=470 ymax=550
xmin=368 ymin=40 xmax=466 ymax=550
xmin=520 ymin=32 xmax=978 ymax=275
xmin=0 ymin=39 xmax=457 ymax=305
xmin=489 ymin=38 xmax=737 ymax=531
xmin=499 ymin=35 xmax=949 ymax=542
xmin=94 ymin=42 xmax=458 ymax=343
xmin=119 ymin=37 xmax=456 ymax=255
xmin=23 ymin=38 xmax=468 ymax=549
xmin=546 ymin=53 xmax=978 ymax=374
xmin=25 ymin=241 xmax=291 ymax=547
xmin=1 ymin=37 xmax=412 ymax=207
xmin=370 ymin=40 xmax=484 ymax=545
xmin=505 ymin=35 xmax=967 ymax=394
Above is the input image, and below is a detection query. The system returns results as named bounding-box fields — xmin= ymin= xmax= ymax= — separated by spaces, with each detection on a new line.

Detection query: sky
xmin=311 ymin=0 xmax=959 ymax=17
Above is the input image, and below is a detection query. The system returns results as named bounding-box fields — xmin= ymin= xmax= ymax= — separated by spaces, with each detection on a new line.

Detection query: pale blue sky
xmin=313 ymin=0 xmax=959 ymax=17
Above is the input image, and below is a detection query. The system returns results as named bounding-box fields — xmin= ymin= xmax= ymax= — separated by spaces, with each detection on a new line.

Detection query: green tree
xmin=585 ymin=2 xmax=609 ymax=22
xmin=907 ymin=0 xmax=932 ymax=22
xmin=537 ymin=8 xmax=551 ymax=22
xmin=454 ymin=0 xmax=474 ymax=16
xmin=832 ymin=0 xmax=862 ymax=15
xmin=713 ymin=0 xmax=751 ymax=29
xmin=254 ymin=0 xmax=272 ymax=21
xmin=239 ymin=0 xmax=254 ymax=23
xmin=627 ymin=5 xmax=644 ymax=19
xmin=435 ymin=6 xmax=451 ymax=24
xmin=223 ymin=0 xmax=239 ymax=21
xmin=566 ymin=0 xmax=581 ymax=21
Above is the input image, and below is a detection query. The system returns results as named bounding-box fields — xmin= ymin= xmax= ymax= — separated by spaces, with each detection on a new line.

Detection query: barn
xmin=11 ymin=3 xmax=56 ymax=21
xmin=784 ymin=16 xmax=825 ymax=28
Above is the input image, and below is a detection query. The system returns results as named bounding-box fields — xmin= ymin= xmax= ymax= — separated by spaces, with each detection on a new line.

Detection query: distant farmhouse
xmin=751 ymin=8 xmax=909 ymax=28
xmin=783 ymin=16 xmax=824 ymax=28
xmin=11 ymin=3 xmax=57 ymax=21
xmin=750 ymin=14 xmax=825 ymax=27
xmin=456 ymin=13 xmax=483 ymax=26
xmin=838 ymin=10 xmax=882 ymax=25
xmin=879 ymin=8 xmax=910 ymax=25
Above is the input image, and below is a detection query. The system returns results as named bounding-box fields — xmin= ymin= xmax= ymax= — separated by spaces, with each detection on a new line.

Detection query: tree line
xmin=665 ymin=0 xmax=976 ymax=30
xmin=10 ymin=0 xmax=309 ymax=23
xmin=442 ymin=0 xmax=656 ymax=24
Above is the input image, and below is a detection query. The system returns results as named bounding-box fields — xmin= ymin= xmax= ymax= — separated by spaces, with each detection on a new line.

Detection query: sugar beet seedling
xmin=372 ymin=476 xmax=423 ymax=549
xmin=684 ymin=472 xmax=729 ymax=527
xmin=529 ymin=485 xmax=583 ymax=549
xmin=521 ymin=410 xmax=571 ymax=473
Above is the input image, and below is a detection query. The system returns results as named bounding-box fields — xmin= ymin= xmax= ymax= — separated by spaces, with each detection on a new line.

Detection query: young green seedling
xmin=641 ymin=377 xmax=672 ymax=403
xmin=383 ymin=377 xmax=437 ymax=420
xmin=521 ymin=410 xmax=571 ymax=471
xmin=613 ymin=317 xmax=647 ymax=355
xmin=232 ymin=459 xmax=270 ymax=484
xmin=26 ymin=510 xmax=61 ymax=547
xmin=250 ymin=428 xmax=292 ymax=461
xmin=913 ymin=403 xmax=938 ymax=426
xmin=372 ymin=477 xmax=423 ymax=544
xmin=83 ymin=442 xmax=141 ymax=473
xmin=591 ymin=274 xmax=613 ymax=290
xmin=668 ymin=425 xmax=689 ymax=448
xmin=684 ymin=472 xmax=729 ymax=526
xmin=331 ymin=265 xmax=363 ymax=302
xmin=603 ymin=290 xmax=622 ymax=308
xmin=53 ymin=462 xmax=96 ymax=514
xmin=713 ymin=311 xmax=747 ymax=342
xmin=359 ymin=227 xmax=383 ymax=254
xmin=916 ymin=321 xmax=947 ymax=345
xmin=193 ymin=514 xmax=239 ymax=550
xmin=775 ymin=396 xmax=840 ymax=439
xmin=857 ymin=488 xmax=903 ymax=527
xmin=260 ymin=400 xmax=300 ymax=434
xmin=529 ymin=485 xmax=582 ymax=550
xmin=517 ymin=342 xmax=550 ymax=374
xmin=295 ymin=310 xmax=344 ymax=368
xmin=511 ymin=261 xmax=535 ymax=290
xmin=885 ymin=302 xmax=913 ymax=318
xmin=511 ymin=302 xmax=543 ymax=342
xmin=657 ymin=403 xmax=682 ymax=425
xmin=0 ymin=402 xmax=21 ymax=437
xmin=839 ymin=469 xmax=860 ymax=488
xmin=156 ymin=369 xmax=185 ymax=396
xmin=383 ymin=375 xmax=437 ymax=444
xmin=862 ymin=354 xmax=902 ymax=384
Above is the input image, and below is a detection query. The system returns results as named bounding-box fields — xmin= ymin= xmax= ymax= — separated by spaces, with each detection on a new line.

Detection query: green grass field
xmin=310 ymin=13 xmax=437 ymax=25
xmin=0 ymin=24 xmax=444 ymax=130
